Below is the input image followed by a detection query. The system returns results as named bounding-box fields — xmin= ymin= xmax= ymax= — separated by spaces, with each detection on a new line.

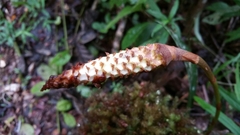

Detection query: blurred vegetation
xmin=79 ymin=82 xmax=198 ymax=135
xmin=0 ymin=0 xmax=53 ymax=47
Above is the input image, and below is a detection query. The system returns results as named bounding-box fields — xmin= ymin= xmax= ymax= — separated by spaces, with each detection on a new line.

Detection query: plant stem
xmin=57 ymin=111 xmax=60 ymax=134
xmin=197 ymin=57 xmax=221 ymax=135
xmin=74 ymin=6 xmax=85 ymax=36
xmin=60 ymin=0 xmax=69 ymax=51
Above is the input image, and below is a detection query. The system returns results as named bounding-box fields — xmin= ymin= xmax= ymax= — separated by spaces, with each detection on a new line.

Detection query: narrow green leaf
xmin=170 ymin=21 xmax=181 ymax=37
xmin=214 ymin=53 xmax=240 ymax=75
xmin=225 ymin=27 xmax=240 ymax=43
xmin=104 ymin=4 xmax=143 ymax=33
xmin=146 ymin=0 xmax=167 ymax=20
xmin=219 ymin=86 xmax=240 ymax=111
xmin=203 ymin=5 xmax=240 ymax=25
xmin=151 ymin=24 xmax=163 ymax=37
xmin=194 ymin=96 xmax=240 ymax=135
xmin=56 ymin=99 xmax=72 ymax=111
xmin=168 ymin=0 xmax=179 ymax=19
xmin=202 ymin=12 xmax=223 ymax=25
xmin=109 ymin=0 xmax=128 ymax=8
xmin=206 ymin=1 xmax=229 ymax=11
xmin=156 ymin=29 xmax=169 ymax=44
xmin=62 ymin=112 xmax=76 ymax=128
xmin=219 ymin=6 xmax=240 ymax=20
xmin=186 ymin=63 xmax=198 ymax=107
xmin=194 ymin=12 xmax=205 ymax=44
xmin=234 ymin=63 xmax=240 ymax=101
xmin=121 ymin=22 xmax=148 ymax=49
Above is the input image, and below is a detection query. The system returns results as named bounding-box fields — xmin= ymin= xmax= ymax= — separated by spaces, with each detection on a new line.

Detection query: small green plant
xmin=79 ymin=82 xmax=198 ymax=134
xmin=31 ymin=50 xmax=71 ymax=96
xmin=0 ymin=0 xmax=52 ymax=47
xmin=56 ymin=99 xmax=76 ymax=128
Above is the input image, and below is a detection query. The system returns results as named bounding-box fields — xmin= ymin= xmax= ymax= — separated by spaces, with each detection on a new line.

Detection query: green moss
xmin=79 ymin=82 xmax=198 ymax=135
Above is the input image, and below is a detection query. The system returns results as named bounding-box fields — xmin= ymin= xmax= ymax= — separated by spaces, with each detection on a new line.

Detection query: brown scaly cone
xmin=41 ymin=43 xmax=196 ymax=91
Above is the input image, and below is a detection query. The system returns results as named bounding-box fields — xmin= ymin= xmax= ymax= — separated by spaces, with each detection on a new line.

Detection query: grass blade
xmin=213 ymin=53 xmax=240 ymax=75
xmin=234 ymin=62 xmax=240 ymax=100
xmin=194 ymin=96 xmax=240 ymax=135
xmin=219 ymin=86 xmax=240 ymax=111
xmin=104 ymin=4 xmax=143 ymax=33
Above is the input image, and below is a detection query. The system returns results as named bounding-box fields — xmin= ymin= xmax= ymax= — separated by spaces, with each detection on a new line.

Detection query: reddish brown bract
xmin=41 ymin=43 xmax=198 ymax=91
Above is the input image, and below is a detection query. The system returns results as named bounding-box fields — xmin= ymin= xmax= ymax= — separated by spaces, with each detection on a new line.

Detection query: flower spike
xmin=41 ymin=43 xmax=220 ymax=135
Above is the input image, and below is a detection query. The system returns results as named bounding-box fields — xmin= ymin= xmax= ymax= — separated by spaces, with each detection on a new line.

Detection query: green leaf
xmin=88 ymin=45 xmax=99 ymax=57
xmin=56 ymin=99 xmax=72 ymax=111
xmin=121 ymin=22 xmax=148 ymax=49
xmin=62 ymin=112 xmax=76 ymax=128
xmin=146 ymin=0 xmax=167 ymax=20
xmin=30 ymin=81 xmax=49 ymax=96
xmin=202 ymin=12 xmax=223 ymax=25
xmin=104 ymin=13 xmax=112 ymax=24
xmin=206 ymin=1 xmax=230 ymax=11
xmin=37 ymin=64 xmax=57 ymax=80
xmin=54 ymin=16 xmax=61 ymax=25
xmin=92 ymin=22 xmax=107 ymax=33
xmin=20 ymin=123 xmax=34 ymax=135
xmin=157 ymin=21 xmax=186 ymax=49
xmin=109 ymin=0 xmax=128 ymax=8
xmin=49 ymin=50 xmax=71 ymax=67
xmin=234 ymin=63 xmax=240 ymax=101
xmin=214 ymin=53 xmax=240 ymax=75
xmin=219 ymin=86 xmax=240 ymax=111
xmin=134 ymin=22 xmax=157 ymax=45
xmin=151 ymin=24 xmax=163 ymax=37
xmin=194 ymin=12 xmax=205 ymax=44
xmin=168 ymin=0 xmax=179 ymax=19
xmin=156 ymin=29 xmax=169 ymax=44
xmin=194 ymin=96 xmax=240 ymax=135
xmin=76 ymin=85 xmax=93 ymax=98
xmin=104 ymin=4 xmax=143 ymax=33
xmin=203 ymin=5 xmax=240 ymax=25
xmin=170 ymin=21 xmax=181 ymax=37
xmin=225 ymin=27 xmax=240 ymax=43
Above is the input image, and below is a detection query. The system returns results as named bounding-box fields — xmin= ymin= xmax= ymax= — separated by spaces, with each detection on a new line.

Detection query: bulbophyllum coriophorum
xmin=41 ymin=43 xmax=220 ymax=135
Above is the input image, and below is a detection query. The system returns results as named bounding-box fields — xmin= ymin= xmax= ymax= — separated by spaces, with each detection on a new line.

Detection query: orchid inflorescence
xmin=41 ymin=43 xmax=220 ymax=135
